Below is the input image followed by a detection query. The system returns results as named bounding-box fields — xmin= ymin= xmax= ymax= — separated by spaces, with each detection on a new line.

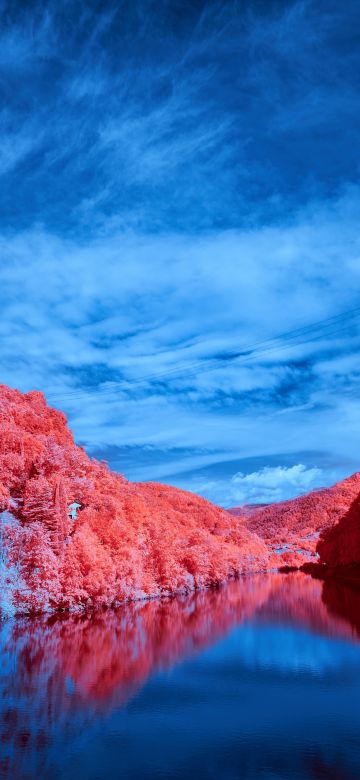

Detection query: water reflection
xmin=322 ymin=577 xmax=360 ymax=638
xmin=1 ymin=572 xmax=360 ymax=780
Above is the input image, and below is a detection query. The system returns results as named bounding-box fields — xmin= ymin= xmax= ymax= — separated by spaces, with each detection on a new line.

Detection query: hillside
xmin=0 ymin=385 xmax=269 ymax=615
xmin=229 ymin=473 xmax=360 ymax=568
xmin=318 ymin=494 xmax=360 ymax=571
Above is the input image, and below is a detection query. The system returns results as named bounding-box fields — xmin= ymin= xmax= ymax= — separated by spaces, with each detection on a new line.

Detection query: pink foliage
xmin=0 ymin=384 xmax=269 ymax=614
xmin=317 ymin=494 xmax=360 ymax=570
xmin=231 ymin=473 xmax=360 ymax=568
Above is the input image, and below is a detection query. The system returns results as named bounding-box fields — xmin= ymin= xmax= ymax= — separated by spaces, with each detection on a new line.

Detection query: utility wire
xmin=46 ymin=305 xmax=360 ymax=403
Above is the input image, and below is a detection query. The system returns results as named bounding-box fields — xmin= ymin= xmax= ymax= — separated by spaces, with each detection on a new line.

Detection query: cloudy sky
xmin=1 ymin=0 xmax=360 ymax=506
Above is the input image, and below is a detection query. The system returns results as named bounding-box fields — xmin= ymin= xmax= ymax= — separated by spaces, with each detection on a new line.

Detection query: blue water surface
xmin=1 ymin=572 xmax=360 ymax=780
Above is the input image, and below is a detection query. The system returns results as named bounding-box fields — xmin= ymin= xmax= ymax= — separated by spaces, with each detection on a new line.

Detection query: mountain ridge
xmin=229 ymin=472 xmax=360 ymax=568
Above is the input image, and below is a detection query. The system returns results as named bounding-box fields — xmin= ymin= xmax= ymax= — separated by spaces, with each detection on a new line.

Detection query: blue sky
xmin=1 ymin=0 xmax=360 ymax=506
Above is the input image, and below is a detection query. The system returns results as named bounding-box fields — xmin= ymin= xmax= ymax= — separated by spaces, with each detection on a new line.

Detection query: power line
xmin=46 ymin=305 xmax=360 ymax=403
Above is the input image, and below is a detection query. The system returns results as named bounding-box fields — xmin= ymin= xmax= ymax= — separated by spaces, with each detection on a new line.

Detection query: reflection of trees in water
xmin=322 ymin=577 xmax=360 ymax=639
xmin=256 ymin=574 xmax=360 ymax=641
xmin=0 ymin=572 xmax=360 ymax=779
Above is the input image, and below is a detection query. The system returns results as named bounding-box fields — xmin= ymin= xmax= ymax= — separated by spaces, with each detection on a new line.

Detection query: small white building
xmin=68 ymin=502 xmax=81 ymax=520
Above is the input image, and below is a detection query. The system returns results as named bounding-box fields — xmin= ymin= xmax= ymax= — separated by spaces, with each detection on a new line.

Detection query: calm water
xmin=1 ymin=572 xmax=360 ymax=780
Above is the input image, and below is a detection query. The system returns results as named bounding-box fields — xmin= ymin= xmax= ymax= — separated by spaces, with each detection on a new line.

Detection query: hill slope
xmin=318 ymin=493 xmax=360 ymax=571
xmin=229 ymin=473 xmax=360 ymax=568
xmin=0 ymin=385 xmax=268 ymax=615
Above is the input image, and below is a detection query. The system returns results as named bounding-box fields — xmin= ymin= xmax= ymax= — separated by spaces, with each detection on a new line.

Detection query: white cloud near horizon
xmin=230 ymin=464 xmax=323 ymax=506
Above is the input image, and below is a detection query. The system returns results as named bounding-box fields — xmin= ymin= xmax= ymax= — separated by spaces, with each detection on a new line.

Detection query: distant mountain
xmin=0 ymin=384 xmax=268 ymax=616
xmin=228 ymin=473 xmax=360 ymax=569
xmin=228 ymin=503 xmax=270 ymax=517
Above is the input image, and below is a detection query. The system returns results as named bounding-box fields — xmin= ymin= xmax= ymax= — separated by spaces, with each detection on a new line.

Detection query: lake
xmin=1 ymin=571 xmax=360 ymax=780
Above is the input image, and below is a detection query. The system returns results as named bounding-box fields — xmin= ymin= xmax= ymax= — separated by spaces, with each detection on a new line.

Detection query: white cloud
xmin=230 ymin=464 xmax=323 ymax=505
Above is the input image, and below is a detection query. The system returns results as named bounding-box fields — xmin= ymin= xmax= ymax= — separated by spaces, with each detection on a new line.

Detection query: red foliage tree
xmin=317 ymin=494 xmax=360 ymax=570
xmin=0 ymin=384 xmax=269 ymax=615
xmin=230 ymin=472 xmax=360 ymax=568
